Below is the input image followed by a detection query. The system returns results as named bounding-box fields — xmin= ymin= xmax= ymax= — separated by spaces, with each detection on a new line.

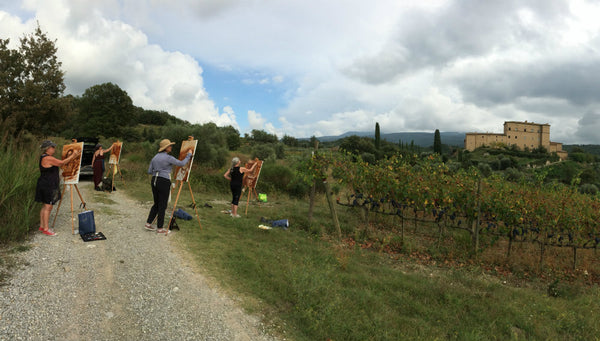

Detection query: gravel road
xmin=0 ymin=183 xmax=281 ymax=341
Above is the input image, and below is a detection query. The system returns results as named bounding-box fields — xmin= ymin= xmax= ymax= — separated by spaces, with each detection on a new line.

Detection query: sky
xmin=2 ymin=0 xmax=600 ymax=143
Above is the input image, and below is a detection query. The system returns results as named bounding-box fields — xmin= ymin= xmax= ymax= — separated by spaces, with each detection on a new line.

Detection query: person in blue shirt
xmin=145 ymin=139 xmax=192 ymax=233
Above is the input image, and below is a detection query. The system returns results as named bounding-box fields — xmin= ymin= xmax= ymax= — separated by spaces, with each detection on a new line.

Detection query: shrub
xmin=0 ymin=139 xmax=39 ymax=242
xmin=286 ymin=175 xmax=312 ymax=198
xmin=504 ymin=167 xmax=523 ymax=182
xmin=253 ymin=144 xmax=276 ymax=160
xmin=477 ymin=162 xmax=493 ymax=177
xmin=259 ymin=163 xmax=294 ymax=193
xmin=361 ymin=152 xmax=376 ymax=165
xmin=579 ymin=183 xmax=598 ymax=195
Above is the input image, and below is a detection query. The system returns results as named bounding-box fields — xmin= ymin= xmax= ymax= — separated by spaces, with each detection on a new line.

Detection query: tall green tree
xmin=0 ymin=24 xmax=68 ymax=137
xmin=375 ymin=122 xmax=381 ymax=150
xmin=74 ymin=82 xmax=135 ymax=137
xmin=433 ymin=129 xmax=442 ymax=154
xmin=250 ymin=129 xmax=278 ymax=144
xmin=222 ymin=125 xmax=241 ymax=150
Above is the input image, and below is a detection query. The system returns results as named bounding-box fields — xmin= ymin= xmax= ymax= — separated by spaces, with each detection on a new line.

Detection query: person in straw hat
xmin=145 ymin=139 xmax=192 ymax=233
xmin=35 ymin=140 xmax=81 ymax=236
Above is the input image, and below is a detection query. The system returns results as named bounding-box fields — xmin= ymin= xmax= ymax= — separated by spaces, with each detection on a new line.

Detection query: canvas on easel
xmin=243 ymin=158 xmax=263 ymax=214
xmin=60 ymin=141 xmax=83 ymax=184
xmin=174 ymin=139 xmax=197 ymax=182
xmin=166 ymin=136 xmax=202 ymax=234
xmin=107 ymin=141 xmax=125 ymax=191
xmin=53 ymin=140 xmax=87 ymax=234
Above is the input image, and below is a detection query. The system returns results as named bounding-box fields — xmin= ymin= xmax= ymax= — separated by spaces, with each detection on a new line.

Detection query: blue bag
xmin=271 ymin=219 xmax=289 ymax=228
xmin=78 ymin=210 xmax=96 ymax=235
xmin=174 ymin=208 xmax=193 ymax=221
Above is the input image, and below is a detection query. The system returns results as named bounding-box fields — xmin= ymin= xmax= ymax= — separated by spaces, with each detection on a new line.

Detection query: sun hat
xmin=158 ymin=139 xmax=176 ymax=152
xmin=40 ymin=140 xmax=57 ymax=151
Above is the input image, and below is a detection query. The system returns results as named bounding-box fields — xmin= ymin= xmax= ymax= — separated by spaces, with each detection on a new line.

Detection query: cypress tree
xmin=375 ymin=122 xmax=381 ymax=150
xmin=433 ymin=129 xmax=442 ymax=154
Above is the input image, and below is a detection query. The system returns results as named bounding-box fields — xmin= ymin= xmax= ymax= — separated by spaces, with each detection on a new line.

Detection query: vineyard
xmin=308 ymin=152 xmax=600 ymax=277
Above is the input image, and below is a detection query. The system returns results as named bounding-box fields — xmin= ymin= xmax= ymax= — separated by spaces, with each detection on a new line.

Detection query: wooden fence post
xmin=323 ymin=179 xmax=342 ymax=239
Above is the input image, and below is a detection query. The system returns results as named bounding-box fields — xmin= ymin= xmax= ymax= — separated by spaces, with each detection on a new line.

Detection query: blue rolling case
xmin=78 ymin=210 xmax=105 ymax=241
xmin=78 ymin=210 xmax=96 ymax=235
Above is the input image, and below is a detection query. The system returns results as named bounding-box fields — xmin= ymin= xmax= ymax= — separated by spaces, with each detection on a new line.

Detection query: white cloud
xmin=2 ymin=0 xmax=235 ymax=127
xmin=247 ymin=110 xmax=266 ymax=130
xmin=4 ymin=0 xmax=600 ymax=143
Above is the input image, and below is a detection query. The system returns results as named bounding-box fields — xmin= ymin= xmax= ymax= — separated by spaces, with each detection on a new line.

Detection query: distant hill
xmin=316 ymin=131 xmax=466 ymax=147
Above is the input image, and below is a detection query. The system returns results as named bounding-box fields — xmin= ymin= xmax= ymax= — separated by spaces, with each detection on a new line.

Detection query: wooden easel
xmin=244 ymin=186 xmax=259 ymax=214
xmin=108 ymin=163 xmax=126 ymax=192
xmin=166 ymin=180 xmax=202 ymax=233
xmin=244 ymin=159 xmax=263 ymax=214
xmin=164 ymin=136 xmax=201 ymax=235
xmin=52 ymin=183 xmax=86 ymax=234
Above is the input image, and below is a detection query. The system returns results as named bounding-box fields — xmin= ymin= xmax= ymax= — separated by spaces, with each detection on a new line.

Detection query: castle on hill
xmin=464 ymin=121 xmax=568 ymax=160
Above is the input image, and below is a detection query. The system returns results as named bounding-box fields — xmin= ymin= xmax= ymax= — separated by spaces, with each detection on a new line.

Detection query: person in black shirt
xmin=35 ymin=140 xmax=81 ymax=236
xmin=223 ymin=157 xmax=257 ymax=218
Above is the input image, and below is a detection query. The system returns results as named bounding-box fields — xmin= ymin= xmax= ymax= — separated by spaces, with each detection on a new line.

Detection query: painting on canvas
xmin=174 ymin=139 xmax=198 ymax=182
xmin=242 ymin=159 xmax=263 ymax=189
xmin=61 ymin=142 xmax=84 ymax=184
xmin=108 ymin=141 xmax=123 ymax=165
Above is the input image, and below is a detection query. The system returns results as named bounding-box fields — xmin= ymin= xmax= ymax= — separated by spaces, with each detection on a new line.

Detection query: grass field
xmin=123 ymin=175 xmax=600 ymax=341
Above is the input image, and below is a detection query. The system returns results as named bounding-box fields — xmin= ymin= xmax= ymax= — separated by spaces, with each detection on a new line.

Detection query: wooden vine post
xmin=471 ymin=179 xmax=482 ymax=256
xmin=323 ymin=178 xmax=342 ymax=239
xmin=308 ymin=140 xmax=318 ymax=222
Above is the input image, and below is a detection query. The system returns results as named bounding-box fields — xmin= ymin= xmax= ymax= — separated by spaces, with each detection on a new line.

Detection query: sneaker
xmin=156 ymin=228 xmax=168 ymax=234
xmin=144 ymin=223 xmax=155 ymax=231
xmin=231 ymin=214 xmax=241 ymax=218
xmin=41 ymin=229 xmax=56 ymax=236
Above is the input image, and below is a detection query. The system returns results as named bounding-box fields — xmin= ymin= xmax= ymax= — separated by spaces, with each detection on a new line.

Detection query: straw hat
xmin=158 ymin=139 xmax=175 ymax=152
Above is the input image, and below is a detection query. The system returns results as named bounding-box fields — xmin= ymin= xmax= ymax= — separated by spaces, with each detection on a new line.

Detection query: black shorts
xmin=35 ymin=178 xmax=61 ymax=205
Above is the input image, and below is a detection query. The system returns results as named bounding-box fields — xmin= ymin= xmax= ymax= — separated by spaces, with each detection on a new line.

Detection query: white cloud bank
xmin=1 ymin=0 xmax=237 ymax=128
xmin=4 ymin=0 xmax=600 ymax=143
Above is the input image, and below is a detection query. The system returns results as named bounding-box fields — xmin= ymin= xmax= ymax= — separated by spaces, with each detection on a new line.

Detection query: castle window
xmin=524 ymin=129 xmax=527 ymax=132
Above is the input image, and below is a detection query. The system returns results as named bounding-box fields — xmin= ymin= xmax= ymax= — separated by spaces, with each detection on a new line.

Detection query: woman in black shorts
xmin=35 ymin=140 xmax=80 ymax=236
xmin=223 ymin=157 xmax=257 ymax=218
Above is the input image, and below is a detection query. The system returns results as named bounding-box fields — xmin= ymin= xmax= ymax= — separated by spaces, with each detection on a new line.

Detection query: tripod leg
xmin=70 ymin=184 xmax=75 ymax=234
xmin=245 ymin=186 xmax=251 ymax=214
xmin=117 ymin=165 xmax=126 ymax=189
xmin=51 ymin=184 xmax=67 ymax=229
xmin=111 ymin=166 xmax=116 ymax=193
xmin=74 ymin=184 xmax=86 ymax=209
xmin=187 ymin=181 xmax=202 ymax=229
xmin=166 ymin=181 xmax=183 ymax=236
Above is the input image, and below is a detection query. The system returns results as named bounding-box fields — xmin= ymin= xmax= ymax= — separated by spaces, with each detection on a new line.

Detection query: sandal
xmin=41 ymin=229 xmax=56 ymax=236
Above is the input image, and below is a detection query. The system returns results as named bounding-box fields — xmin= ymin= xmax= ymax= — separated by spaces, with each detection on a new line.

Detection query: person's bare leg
xmin=40 ymin=204 xmax=52 ymax=230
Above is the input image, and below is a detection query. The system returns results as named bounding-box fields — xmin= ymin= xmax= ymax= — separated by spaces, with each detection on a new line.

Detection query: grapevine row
xmin=307 ymin=152 xmax=600 ymax=255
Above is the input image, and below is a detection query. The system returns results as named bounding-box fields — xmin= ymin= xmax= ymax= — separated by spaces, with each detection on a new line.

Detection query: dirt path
xmin=0 ymin=183 xmax=280 ymax=341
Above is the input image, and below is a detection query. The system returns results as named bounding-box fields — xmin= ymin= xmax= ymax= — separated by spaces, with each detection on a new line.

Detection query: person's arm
xmin=105 ymin=143 xmax=115 ymax=152
xmin=91 ymin=151 xmax=96 ymax=166
xmin=169 ymin=153 xmax=192 ymax=167
xmin=241 ymin=160 xmax=258 ymax=174
xmin=147 ymin=157 xmax=154 ymax=175
xmin=44 ymin=150 xmax=81 ymax=167
xmin=224 ymin=168 xmax=231 ymax=181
